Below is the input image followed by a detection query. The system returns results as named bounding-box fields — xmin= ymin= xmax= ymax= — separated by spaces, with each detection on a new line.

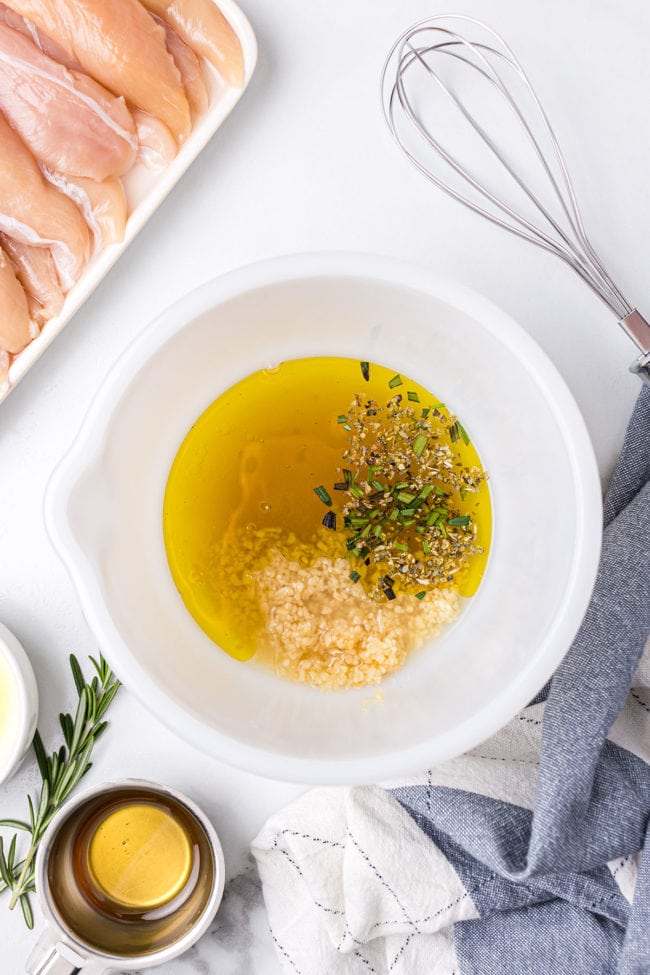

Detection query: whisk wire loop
xmin=381 ymin=14 xmax=649 ymax=380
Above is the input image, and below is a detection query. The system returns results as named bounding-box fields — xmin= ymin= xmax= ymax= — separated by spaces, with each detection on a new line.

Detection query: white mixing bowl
xmin=45 ymin=253 xmax=601 ymax=784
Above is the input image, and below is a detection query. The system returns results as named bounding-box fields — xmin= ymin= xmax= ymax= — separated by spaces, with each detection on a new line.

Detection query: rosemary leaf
xmin=32 ymin=732 xmax=49 ymax=786
xmin=0 ymin=820 xmax=30 ymax=833
xmin=19 ymin=894 xmax=33 ymax=930
xmin=35 ymin=781 xmax=50 ymax=830
xmin=59 ymin=713 xmax=73 ymax=748
xmin=0 ymin=840 xmax=13 ymax=890
xmin=27 ymin=797 xmax=34 ymax=832
xmin=7 ymin=836 xmax=16 ymax=873
xmin=69 ymin=655 xmax=85 ymax=696
xmin=68 ymin=690 xmax=88 ymax=758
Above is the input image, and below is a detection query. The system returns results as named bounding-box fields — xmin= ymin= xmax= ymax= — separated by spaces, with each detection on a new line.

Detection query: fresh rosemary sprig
xmin=0 ymin=653 xmax=120 ymax=928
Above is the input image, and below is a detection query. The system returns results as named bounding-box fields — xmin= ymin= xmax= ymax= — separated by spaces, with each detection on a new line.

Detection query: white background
xmin=1 ymin=0 xmax=648 ymax=970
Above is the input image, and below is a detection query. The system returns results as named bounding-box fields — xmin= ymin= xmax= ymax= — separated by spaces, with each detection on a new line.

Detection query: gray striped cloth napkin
xmin=253 ymin=388 xmax=650 ymax=975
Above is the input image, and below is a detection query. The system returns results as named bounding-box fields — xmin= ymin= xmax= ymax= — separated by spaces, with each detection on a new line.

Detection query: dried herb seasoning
xmin=317 ymin=389 xmax=486 ymax=599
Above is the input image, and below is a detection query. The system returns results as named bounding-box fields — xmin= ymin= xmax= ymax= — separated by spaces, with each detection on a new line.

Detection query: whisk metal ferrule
xmin=621 ymin=311 xmax=650 ymax=384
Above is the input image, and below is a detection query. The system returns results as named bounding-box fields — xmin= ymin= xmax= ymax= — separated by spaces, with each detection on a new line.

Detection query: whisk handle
xmin=620 ymin=310 xmax=650 ymax=385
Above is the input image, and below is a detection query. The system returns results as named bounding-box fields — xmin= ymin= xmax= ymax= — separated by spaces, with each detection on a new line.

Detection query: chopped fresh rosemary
xmin=360 ymin=361 xmax=370 ymax=382
xmin=314 ymin=485 xmax=332 ymax=506
xmin=326 ymin=391 xmax=485 ymax=599
xmin=322 ymin=511 xmax=336 ymax=530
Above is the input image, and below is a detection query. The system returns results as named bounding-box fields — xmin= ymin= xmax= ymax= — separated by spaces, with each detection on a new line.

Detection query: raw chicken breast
xmin=5 ymin=0 xmax=191 ymax=141
xmin=153 ymin=14 xmax=208 ymax=118
xmin=0 ymin=243 xmax=32 ymax=353
xmin=44 ymin=171 xmax=127 ymax=247
xmin=0 ymin=233 xmax=64 ymax=324
xmin=134 ymin=111 xmax=178 ymax=170
xmin=140 ymin=0 xmax=244 ymax=88
xmin=0 ymin=2 xmax=77 ymax=68
xmin=0 ymin=111 xmax=91 ymax=289
xmin=0 ymin=22 xmax=137 ymax=180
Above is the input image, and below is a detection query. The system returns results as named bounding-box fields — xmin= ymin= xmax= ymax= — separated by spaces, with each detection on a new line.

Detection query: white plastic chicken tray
xmin=2 ymin=0 xmax=257 ymax=404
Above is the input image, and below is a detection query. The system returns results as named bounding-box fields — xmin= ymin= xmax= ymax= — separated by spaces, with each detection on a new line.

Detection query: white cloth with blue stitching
xmin=252 ymin=669 xmax=648 ymax=975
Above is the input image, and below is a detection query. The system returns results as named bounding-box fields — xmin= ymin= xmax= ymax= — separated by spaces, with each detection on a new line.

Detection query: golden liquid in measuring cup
xmin=47 ymin=788 xmax=215 ymax=957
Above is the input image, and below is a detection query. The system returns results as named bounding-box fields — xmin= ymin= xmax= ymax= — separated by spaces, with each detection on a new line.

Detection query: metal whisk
xmin=381 ymin=14 xmax=650 ymax=384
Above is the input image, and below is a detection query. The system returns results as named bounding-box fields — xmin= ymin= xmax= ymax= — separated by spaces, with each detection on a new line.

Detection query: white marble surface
xmin=1 ymin=0 xmax=648 ymax=970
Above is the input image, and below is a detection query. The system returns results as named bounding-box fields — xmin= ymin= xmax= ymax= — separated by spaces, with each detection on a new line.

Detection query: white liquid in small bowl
xmin=0 ymin=623 xmax=39 ymax=786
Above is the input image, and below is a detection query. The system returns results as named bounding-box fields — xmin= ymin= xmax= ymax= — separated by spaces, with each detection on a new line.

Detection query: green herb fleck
xmin=313 ymin=485 xmax=332 ymax=506
xmin=396 ymin=491 xmax=416 ymax=504
xmin=413 ymin=434 xmax=428 ymax=457
xmin=349 ymin=570 xmax=361 ymax=583
xmin=457 ymin=421 xmax=470 ymax=445
xmin=388 ymin=374 xmax=403 ymax=388
xmin=360 ymin=361 xmax=370 ymax=382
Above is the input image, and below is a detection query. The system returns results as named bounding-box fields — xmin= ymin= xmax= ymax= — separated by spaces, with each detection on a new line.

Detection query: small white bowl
xmin=44 ymin=253 xmax=602 ymax=784
xmin=0 ymin=622 xmax=39 ymax=786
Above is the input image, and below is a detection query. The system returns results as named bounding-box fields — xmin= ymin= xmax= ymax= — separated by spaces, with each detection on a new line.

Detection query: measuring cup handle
xmin=25 ymin=925 xmax=109 ymax=975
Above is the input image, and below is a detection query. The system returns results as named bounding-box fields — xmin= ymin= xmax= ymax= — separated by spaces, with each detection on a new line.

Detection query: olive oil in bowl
xmin=163 ymin=356 xmax=492 ymax=687
xmin=46 ymin=786 xmax=216 ymax=957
